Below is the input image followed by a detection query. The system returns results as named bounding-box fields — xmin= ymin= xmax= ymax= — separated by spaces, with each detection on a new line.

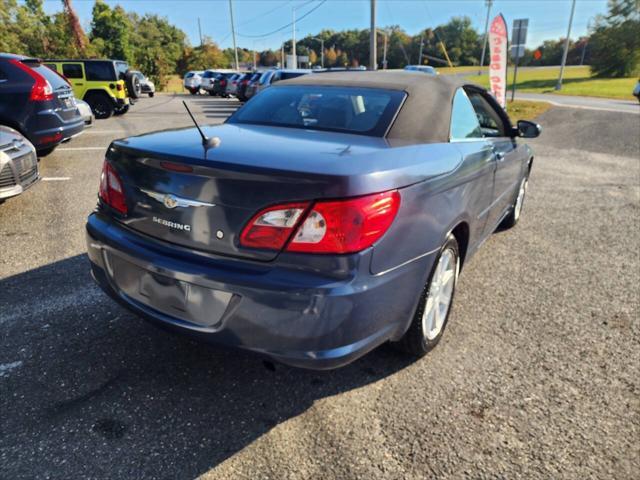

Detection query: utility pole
xmin=369 ymin=0 xmax=377 ymax=70
xmin=418 ymin=34 xmax=424 ymax=65
xmin=292 ymin=7 xmax=297 ymax=69
xmin=281 ymin=42 xmax=284 ymax=68
xmin=228 ymin=0 xmax=239 ymax=70
xmin=382 ymin=30 xmax=388 ymax=69
xmin=580 ymin=40 xmax=587 ymax=65
xmin=312 ymin=37 xmax=324 ymax=67
xmin=198 ymin=17 xmax=203 ymax=47
xmin=556 ymin=0 xmax=576 ymax=90
xmin=479 ymin=0 xmax=493 ymax=75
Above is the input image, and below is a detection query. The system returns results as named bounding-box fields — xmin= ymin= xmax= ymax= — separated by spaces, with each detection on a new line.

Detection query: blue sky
xmin=42 ymin=0 xmax=608 ymax=51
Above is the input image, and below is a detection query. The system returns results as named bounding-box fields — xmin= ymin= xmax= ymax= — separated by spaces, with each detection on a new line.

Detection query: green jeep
xmin=44 ymin=59 xmax=142 ymax=119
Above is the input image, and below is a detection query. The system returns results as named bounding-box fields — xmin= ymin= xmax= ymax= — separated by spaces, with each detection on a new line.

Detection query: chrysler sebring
xmin=86 ymin=72 xmax=540 ymax=369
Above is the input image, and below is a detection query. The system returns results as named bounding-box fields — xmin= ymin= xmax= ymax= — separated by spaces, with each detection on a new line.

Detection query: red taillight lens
xmin=240 ymin=202 xmax=309 ymax=250
xmin=221 ymin=80 xmax=227 ymax=86
xmin=239 ymin=191 xmax=400 ymax=254
xmin=99 ymin=161 xmax=128 ymax=215
xmin=9 ymin=59 xmax=53 ymax=101
xmin=38 ymin=131 xmax=63 ymax=145
xmin=116 ymin=83 xmax=124 ymax=91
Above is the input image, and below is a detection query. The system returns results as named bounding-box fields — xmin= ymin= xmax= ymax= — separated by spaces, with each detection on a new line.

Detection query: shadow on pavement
xmin=0 ymin=254 xmax=414 ymax=479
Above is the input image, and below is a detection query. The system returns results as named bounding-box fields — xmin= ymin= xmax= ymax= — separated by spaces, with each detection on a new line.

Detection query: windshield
xmin=115 ymin=61 xmax=129 ymax=79
xmin=259 ymin=71 xmax=274 ymax=85
xmin=203 ymin=71 xmax=216 ymax=78
xmin=228 ymin=85 xmax=405 ymax=137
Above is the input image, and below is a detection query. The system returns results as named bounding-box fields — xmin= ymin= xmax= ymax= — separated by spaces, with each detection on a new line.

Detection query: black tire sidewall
xmin=125 ymin=70 xmax=142 ymax=99
xmin=87 ymin=94 xmax=114 ymax=119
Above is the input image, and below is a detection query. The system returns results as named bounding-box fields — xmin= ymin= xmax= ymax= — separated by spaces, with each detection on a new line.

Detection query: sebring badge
xmin=140 ymin=189 xmax=215 ymax=209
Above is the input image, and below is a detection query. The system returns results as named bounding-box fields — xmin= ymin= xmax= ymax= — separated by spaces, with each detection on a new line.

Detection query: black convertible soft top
xmin=281 ymin=71 xmax=476 ymax=144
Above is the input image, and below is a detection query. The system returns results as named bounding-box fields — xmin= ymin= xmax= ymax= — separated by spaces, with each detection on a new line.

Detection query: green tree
xmin=589 ymin=0 xmax=640 ymax=77
xmin=90 ymin=1 xmax=133 ymax=62
xmin=130 ymin=14 xmax=188 ymax=87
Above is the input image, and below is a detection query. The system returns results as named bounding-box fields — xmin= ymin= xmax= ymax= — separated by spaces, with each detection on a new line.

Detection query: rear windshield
xmin=228 ymin=85 xmax=405 ymax=137
xmin=85 ymin=61 xmax=117 ymax=81
xmin=259 ymin=71 xmax=274 ymax=85
xmin=185 ymin=72 xmax=196 ymax=78
xmin=203 ymin=71 xmax=216 ymax=78
xmin=26 ymin=62 xmax=69 ymax=90
xmin=280 ymin=72 xmax=307 ymax=80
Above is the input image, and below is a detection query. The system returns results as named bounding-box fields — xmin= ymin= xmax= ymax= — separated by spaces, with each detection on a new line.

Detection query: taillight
xmin=239 ymin=190 xmax=400 ymax=254
xmin=239 ymin=202 xmax=309 ymax=250
xmin=9 ymin=59 xmax=53 ymax=101
xmin=221 ymin=79 xmax=227 ymax=86
xmin=116 ymin=83 xmax=124 ymax=91
xmin=99 ymin=161 xmax=128 ymax=215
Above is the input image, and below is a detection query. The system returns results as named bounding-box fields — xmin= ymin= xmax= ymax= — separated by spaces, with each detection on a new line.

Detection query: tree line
xmin=1 ymin=0 xmax=637 ymax=90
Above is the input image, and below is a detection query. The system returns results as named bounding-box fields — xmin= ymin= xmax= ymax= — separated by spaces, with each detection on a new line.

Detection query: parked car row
xmin=0 ymin=52 xmax=153 ymax=203
xmin=185 ymin=68 xmax=312 ymax=101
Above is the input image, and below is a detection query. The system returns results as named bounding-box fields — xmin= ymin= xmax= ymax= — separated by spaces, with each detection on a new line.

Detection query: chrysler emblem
xmin=140 ymin=188 xmax=216 ymax=209
xmin=163 ymin=194 xmax=178 ymax=209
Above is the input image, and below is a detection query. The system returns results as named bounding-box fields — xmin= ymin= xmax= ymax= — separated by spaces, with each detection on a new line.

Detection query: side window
xmin=85 ymin=62 xmax=116 ymax=81
xmin=62 ymin=63 xmax=83 ymax=79
xmin=271 ymin=72 xmax=281 ymax=83
xmin=450 ymin=89 xmax=483 ymax=141
xmin=44 ymin=63 xmax=58 ymax=72
xmin=468 ymin=92 xmax=506 ymax=137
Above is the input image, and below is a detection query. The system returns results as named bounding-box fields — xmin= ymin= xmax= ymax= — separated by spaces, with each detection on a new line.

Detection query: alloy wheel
xmin=422 ymin=248 xmax=458 ymax=340
xmin=514 ymin=178 xmax=528 ymax=221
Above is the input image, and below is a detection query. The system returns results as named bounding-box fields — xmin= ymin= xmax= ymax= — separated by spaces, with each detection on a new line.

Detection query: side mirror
xmin=517 ymin=120 xmax=542 ymax=138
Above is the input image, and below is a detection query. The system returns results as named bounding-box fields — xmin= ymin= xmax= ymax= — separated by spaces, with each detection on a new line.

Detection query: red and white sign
xmin=489 ymin=14 xmax=508 ymax=108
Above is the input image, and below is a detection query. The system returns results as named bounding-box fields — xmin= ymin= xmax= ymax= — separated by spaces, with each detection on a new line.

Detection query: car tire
xmin=114 ymin=104 xmax=130 ymax=115
xmin=36 ymin=146 xmax=56 ymax=157
xmin=86 ymin=93 xmax=114 ymax=119
xmin=396 ymin=233 xmax=460 ymax=357
xmin=188 ymin=89 xmax=197 ymax=95
xmin=125 ymin=70 xmax=142 ymax=99
xmin=500 ymin=174 xmax=529 ymax=230
xmin=208 ymin=90 xmax=215 ymax=96
xmin=148 ymin=92 xmax=155 ymax=98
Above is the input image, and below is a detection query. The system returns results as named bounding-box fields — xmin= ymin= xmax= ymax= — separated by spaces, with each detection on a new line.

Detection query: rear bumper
xmin=86 ymin=213 xmax=434 ymax=369
xmin=29 ymin=111 xmax=84 ymax=150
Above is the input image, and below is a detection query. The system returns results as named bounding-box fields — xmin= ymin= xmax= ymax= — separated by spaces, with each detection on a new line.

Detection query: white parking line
xmin=83 ymin=130 xmax=126 ymax=134
xmin=41 ymin=177 xmax=71 ymax=181
xmin=56 ymin=147 xmax=106 ymax=151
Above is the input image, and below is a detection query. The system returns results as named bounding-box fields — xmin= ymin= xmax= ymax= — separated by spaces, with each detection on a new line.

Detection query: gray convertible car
xmin=86 ymin=72 xmax=540 ymax=369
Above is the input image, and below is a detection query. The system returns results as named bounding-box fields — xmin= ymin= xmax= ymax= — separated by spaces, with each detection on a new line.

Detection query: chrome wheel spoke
xmin=422 ymin=248 xmax=457 ymax=341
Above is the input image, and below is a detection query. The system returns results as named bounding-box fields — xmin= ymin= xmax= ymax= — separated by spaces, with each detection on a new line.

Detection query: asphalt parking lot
xmin=1 ymin=94 xmax=639 ymax=479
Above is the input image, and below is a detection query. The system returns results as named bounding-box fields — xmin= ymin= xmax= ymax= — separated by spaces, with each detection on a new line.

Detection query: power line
xmin=237 ymin=1 xmax=293 ymax=28
xmin=236 ymin=0 xmax=326 ymax=39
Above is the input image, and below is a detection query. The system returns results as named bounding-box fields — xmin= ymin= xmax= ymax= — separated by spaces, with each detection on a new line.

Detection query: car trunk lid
xmin=106 ymin=123 xmax=460 ymax=261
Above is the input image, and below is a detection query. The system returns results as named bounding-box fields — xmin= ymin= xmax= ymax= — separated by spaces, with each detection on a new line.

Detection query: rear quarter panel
xmin=370 ymin=140 xmax=495 ymax=275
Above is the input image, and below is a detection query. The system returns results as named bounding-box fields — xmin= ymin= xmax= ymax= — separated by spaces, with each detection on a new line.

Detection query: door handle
xmin=74 ymin=83 xmax=83 ymax=86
